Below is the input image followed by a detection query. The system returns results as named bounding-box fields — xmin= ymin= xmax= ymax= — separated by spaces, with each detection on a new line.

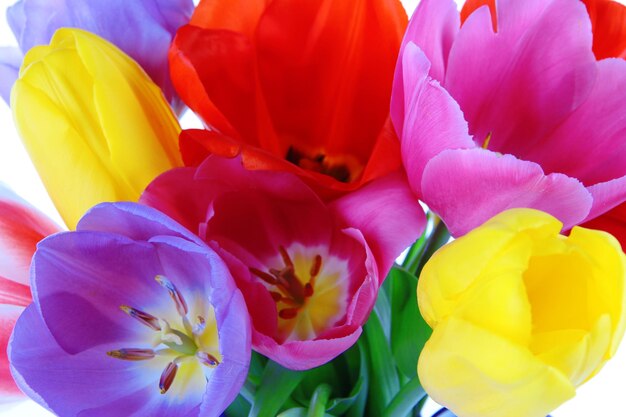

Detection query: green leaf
xmin=343 ymin=341 xmax=369 ymax=417
xmin=382 ymin=377 xmax=426 ymax=417
xmin=307 ymin=384 xmax=332 ymax=417
xmin=388 ymin=267 xmax=433 ymax=379
xmin=225 ymin=393 xmax=252 ymax=417
xmin=248 ymin=361 xmax=306 ymax=417
xmin=277 ymin=408 xmax=334 ymax=417
xmin=364 ymin=309 xmax=400 ymax=415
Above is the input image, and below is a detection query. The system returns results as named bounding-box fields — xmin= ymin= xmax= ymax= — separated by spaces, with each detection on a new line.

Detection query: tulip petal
xmin=0 ymin=184 xmax=60 ymax=288
xmin=7 ymin=0 xmax=194 ymax=102
xmin=0 ymin=304 xmax=25 ymax=402
xmin=421 ymin=149 xmax=593 ymax=236
xmin=419 ymin=316 xmax=576 ymax=417
xmin=582 ymin=201 xmax=626 ymax=250
xmin=582 ymin=0 xmax=626 ymax=59
xmin=330 ymin=173 xmax=426 ymax=278
xmin=9 ymin=304 xmax=202 ymax=416
xmin=445 ymin=0 xmax=597 ymax=156
xmin=0 ymin=47 xmax=21 ymax=104
xmin=255 ymin=0 xmax=407 ymax=163
xmin=12 ymin=29 xmax=181 ymax=229
xmin=397 ymin=0 xmax=459 ymax=84
xmin=525 ymin=59 xmax=626 ymax=187
xmin=393 ymin=44 xmax=474 ymax=195
xmin=460 ymin=0 xmax=497 ymax=29
xmin=189 ymin=0 xmax=269 ymax=39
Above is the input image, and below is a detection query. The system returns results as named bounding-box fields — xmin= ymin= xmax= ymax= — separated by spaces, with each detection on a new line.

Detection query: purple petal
xmin=0 ymin=47 xmax=21 ymax=105
xmin=421 ymin=149 xmax=593 ymax=236
xmin=77 ymin=202 xmax=205 ymax=247
xmin=445 ymin=0 xmax=597 ymax=156
xmin=10 ymin=304 xmax=203 ymax=416
xmin=6 ymin=0 xmax=194 ymax=103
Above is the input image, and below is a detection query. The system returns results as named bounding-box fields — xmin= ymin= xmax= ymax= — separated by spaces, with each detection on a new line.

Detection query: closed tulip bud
xmin=417 ymin=208 xmax=626 ymax=417
xmin=11 ymin=28 xmax=182 ymax=229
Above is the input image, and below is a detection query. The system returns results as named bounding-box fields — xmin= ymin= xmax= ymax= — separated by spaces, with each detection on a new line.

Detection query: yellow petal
xmin=11 ymin=28 xmax=182 ymax=229
xmin=418 ymin=316 xmax=576 ymax=417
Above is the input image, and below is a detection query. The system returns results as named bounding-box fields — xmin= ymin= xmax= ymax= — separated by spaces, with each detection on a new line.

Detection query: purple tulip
xmin=0 ymin=0 xmax=194 ymax=105
xmin=8 ymin=202 xmax=250 ymax=416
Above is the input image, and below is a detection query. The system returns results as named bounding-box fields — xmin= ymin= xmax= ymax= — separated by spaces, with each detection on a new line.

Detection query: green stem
xmin=307 ymin=384 xmax=332 ymax=417
xmin=414 ymin=220 xmax=450 ymax=276
xmin=382 ymin=378 xmax=427 ymax=417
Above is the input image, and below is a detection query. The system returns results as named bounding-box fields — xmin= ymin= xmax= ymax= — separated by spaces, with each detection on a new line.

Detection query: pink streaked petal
xmin=528 ymin=59 xmax=626 ymax=186
xmin=252 ymin=325 xmax=362 ymax=371
xmin=330 ymin=173 xmax=426 ymax=279
xmin=421 ymin=149 xmax=593 ymax=236
xmin=0 ymin=184 xmax=61 ymax=286
xmin=0 ymin=304 xmax=25 ymax=403
xmin=445 ymin=0 xmax=597 ymax=156
xmin=394 ymin=43 xmax=474 ymax=195
xmin=0 ymin=276 xmax=30 ymax=306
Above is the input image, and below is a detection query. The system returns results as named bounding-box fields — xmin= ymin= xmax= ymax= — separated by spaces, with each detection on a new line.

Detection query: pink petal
xmin=393 ymin=44 xmax=474 ymax=195
xmin=0 ymin=184 xmax=60 ymax=287
xmin=421 ymin=149 xmax=593 ymax=236
xmin=0 ymin=304 xmax=25 ymax=403
xmin=585 ymin=175 xmax=626 ymax=222
xmin=527 ymin=59 xmax=626 ymax=186
xmin=330 ymin=173 xmax=426 ymax=278
xmin=391 ymin=0 xmax=459 ymax=135
xmin=252 ymin=325 xmax=361 ymax=370
xmin=445 ymin=0 xmax=597 ymax=156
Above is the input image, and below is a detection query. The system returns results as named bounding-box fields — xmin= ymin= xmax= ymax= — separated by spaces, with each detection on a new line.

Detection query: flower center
xmin=106 ymin=275 xmax=221 ymax=394
xmin=250 ymin=245 xmax=348 ymax=342
xmin=286 ymin=146 xmax=353 ymax=183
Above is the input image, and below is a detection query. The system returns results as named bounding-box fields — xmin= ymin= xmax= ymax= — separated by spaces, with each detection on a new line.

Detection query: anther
xmin=120 ymin=305 xmax=162 ymax=331
xmin=155 ymin=275 xmax=188 ymax=317
xmin=107 ymin=348 xmax=155 ymax=361
xmin=193 ymin=315 xmax=206 ymax=334
xmin=278 ymin=246 xmax=294 ymax=268
xmin=304 ymin=283 xmax=314 ymax=298
xmin=159 ymin=361 xmax=178 ymax=394
xmin=270 ymin=291 xmax=283 ymax=302
xmin=310 ymin=255 xmax=322 ymax=278
xmin=196 ymin=351 xmax=220 ymax=368
xmin=279 ymin=307 xmax=299 ymax=320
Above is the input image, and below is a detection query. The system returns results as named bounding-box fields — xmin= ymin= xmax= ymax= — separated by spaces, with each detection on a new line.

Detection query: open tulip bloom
xmin=1 ymin=0 xmax=626 ymax=416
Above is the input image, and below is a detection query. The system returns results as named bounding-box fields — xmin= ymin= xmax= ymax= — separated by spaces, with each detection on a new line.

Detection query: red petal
xmin=582 ymin=0 xmax=626 ymax=59
xmin=190 ymin=0 xmax=270 ymax=39
xmin=255 ymin=0 xmax=407 ymax=164
xmin=169 ymin=26 xmax=259 ymax=143
xmin=582 ymin=202 xmax=626 ymax=250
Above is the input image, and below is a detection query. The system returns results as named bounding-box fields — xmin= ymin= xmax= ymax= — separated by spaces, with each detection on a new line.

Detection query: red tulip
xmin=169 ymin=0 xmax=408 ymax=197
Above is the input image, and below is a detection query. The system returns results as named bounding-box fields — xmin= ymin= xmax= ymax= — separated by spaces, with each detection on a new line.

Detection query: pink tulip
xmin=141 ymin=156 xmax=425 ymax=369
xmin=392 ymin=0 xmax=626 ymax=239
xmin=0 ymin=184 xmax=60 ymax=401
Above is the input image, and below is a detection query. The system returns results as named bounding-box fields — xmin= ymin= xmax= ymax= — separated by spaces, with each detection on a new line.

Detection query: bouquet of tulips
xmin=1 ymin=0 xmax=626 ymax=416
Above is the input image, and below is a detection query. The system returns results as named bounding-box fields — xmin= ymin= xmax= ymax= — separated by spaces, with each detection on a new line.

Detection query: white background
xmin=0 ymin=0 xmax=625 ymax=415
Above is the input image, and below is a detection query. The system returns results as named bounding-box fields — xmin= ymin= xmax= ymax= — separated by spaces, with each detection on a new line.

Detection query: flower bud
xmin=11 ymin=28 xmax=182 ymax=228
xmin=418 ymin=208 xmax=626 ymax=417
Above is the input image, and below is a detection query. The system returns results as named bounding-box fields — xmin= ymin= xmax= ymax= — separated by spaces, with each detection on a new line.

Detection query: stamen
xmin=304 ymin=283 xmax=314 ymax=298
xmin=279 ymin=308 xmax=299 ymax=320
xmin=269 ymin=291 xmax=283 ymax=302
xmin=159 ymin=361 xmax=178 ymax=394
xmin=155 ymin=275 xmax=188 ymax=316
xmin=193 ymin=315 xmax=206 ymax=334
xmin=250 ymin=267 xmax=278 ymax=285
xmin=107 ymin=348 xmax=155 ymax=361
xmin=310 ymin=255 xmax=322 ymax=278
xmin=120 ymin=305 xmax=162 ymax=331
xmin=482 ymin=132 xmax=492 ymax=150
xmin=279 ymin=246 xmax=294 ymax=268
xmin=196 ymin=351 xmax=220 ymax=368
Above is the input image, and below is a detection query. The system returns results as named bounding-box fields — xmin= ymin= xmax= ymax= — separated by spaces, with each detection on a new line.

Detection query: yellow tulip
xmin=11 ymin=28 xmax=182 ymax=229
xmin=417 ymin=208 xmax=626 ymax=417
